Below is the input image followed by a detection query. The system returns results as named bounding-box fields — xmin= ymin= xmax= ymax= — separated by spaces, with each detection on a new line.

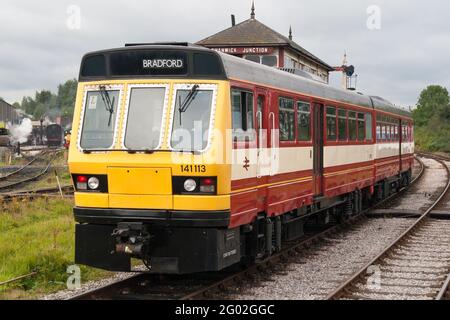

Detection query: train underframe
xmin=74 ymin=169 xmax=412 ymax=274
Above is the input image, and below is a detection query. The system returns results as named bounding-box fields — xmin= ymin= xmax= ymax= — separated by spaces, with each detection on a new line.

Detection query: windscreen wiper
xmin=99 ymin=85 xmax=115 ymax=127
xmin=178 ymin=84 xmax=199 ymax=125
xmin=82 ymin=149 xmax=199 ymax=155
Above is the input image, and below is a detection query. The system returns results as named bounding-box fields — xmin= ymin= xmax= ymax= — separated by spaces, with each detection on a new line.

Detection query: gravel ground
xmin=220 ymin=218 xmax=412 ymax=300
xmin=343 ymin=220 xmax=450 ymax=300
xmin=42 ymin=266 xmax=147 ymax=300
xmin=383 ymin=157 xmax=448 ymax=211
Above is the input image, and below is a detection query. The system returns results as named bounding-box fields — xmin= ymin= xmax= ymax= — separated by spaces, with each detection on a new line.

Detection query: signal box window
xmin=244 ymin=55 xmax=260 ymax=64
xmin=232 ymin=89 xmax=255 ymax=141
xmin=348 ymin=111 xmax=357 ymax=141
xmin=262 ymin=56 xmax=277 ymax=67
xmin=297 ymin=101 xmax=311 ymax=141
xmin=279 ymin=97 xmax=295 ymax=141
xmin=365 ymin=113 xmax=373 ymax=142
xmin=326 ymin=106 xmax=337 ymax=141
xmin=338 ymin=109 xmax=347 ymax=141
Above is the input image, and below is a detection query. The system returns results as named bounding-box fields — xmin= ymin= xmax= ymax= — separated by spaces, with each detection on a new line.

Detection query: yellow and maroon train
xmin=69 ymin=44 xmax=414 ymax=273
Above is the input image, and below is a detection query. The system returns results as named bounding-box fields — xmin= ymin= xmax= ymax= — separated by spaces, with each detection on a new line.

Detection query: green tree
xmin=413 ymin=85 xmax=449 ymax=127
xmin=413 ymin=85 xmax=450 ymax=152
xmin=57 ymin=79 xmax=78 ymax=118
xmin=16 ymin=79 xmax=78 ymax=121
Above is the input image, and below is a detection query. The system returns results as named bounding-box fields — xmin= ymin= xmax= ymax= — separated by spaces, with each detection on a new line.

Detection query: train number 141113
xmin=180 ymin=165 xmax=206 ymax=173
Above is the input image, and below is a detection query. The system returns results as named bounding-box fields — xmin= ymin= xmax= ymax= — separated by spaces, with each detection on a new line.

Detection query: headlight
xmin=88 ymin=177 xmax=100 ymax=190
xmin=183 ymin=179 xmax=197 ymax=192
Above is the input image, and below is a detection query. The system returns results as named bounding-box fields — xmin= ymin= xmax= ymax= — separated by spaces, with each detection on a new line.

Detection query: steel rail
xmin=326 ymin=154 xmax=450 ymax=300
xmin=0 ymin=150 xmax=62 ymax=192
xmin=0 ymin=154 xmax=41 ymax=181
xmin=0 ymin=272 xmax=38 ymax=287
xmin=180 ymin=156 xmax=426 ymax=300
xmin=436 ymin=274 xmax=450 ymax=300
xmin=0 ymin=161 xmax=53 ymax=191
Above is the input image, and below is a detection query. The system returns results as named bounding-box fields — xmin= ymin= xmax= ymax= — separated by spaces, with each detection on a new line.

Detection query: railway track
xmin=0 ymin=149 xmax=60 ymax=193
xmin=69 ymin=158 xmax=426 ymax=300
xmin=0 ymin=185 xmax=74 ymax=203
xmin=327 ymin=154 xmax=450 ymax=300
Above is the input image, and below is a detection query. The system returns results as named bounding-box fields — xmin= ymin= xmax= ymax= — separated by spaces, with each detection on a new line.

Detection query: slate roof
xmin=196 ymin=18 xmax=334 ymax=71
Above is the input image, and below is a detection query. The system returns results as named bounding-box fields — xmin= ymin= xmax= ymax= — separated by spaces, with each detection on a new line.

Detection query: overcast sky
xmin=1 ymin=0 xmax=449 ymax=107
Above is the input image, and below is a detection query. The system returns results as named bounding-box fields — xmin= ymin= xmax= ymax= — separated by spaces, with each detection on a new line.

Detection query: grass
xmin=0 ymin=197 xmax=112 ymax=299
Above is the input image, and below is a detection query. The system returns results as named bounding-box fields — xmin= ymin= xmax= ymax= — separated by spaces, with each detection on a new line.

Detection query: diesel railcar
xmin=69 ymin=44 xmax=414 ymax=274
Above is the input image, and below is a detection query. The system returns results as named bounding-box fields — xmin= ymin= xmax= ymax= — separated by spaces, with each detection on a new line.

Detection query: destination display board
xmin=80 ymin=49 xmax=226 ymax=80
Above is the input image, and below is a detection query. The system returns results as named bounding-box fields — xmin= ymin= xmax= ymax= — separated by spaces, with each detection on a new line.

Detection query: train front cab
xmin=69 ymin=78 xmax=245 ymax=273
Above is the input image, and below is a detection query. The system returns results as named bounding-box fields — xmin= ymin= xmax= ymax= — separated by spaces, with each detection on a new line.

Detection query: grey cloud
xmin=1 ymin=0 xmax=449 ymax=107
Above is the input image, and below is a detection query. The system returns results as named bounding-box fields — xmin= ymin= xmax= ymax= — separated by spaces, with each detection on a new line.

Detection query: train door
xmin=256 ymin=89 xmax=270 ymax=178
xmin=313 ymin=103 xmax=324 ymax=196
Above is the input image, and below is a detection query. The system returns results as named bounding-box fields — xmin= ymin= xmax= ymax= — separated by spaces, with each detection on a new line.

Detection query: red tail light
xmin=201 ymin=178 xmax=214 ymax=186
xmin=76 ymin=175 xmax=88 ymax=190
xmin=200 ymin=178 xmax=216 ymax=193
xmin=77 ymin=175 xmax=87 ymax=183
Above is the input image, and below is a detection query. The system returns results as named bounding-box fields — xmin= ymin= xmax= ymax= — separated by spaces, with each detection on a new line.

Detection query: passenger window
xmin=297 ymin=101 xmax=311 ymax=141
xmin=279 ymin=97 xmax=295 ymax=141
xmin=357 ymin=113 xmax=365 ymax=141
xmin=365 ymin=113 xmax=373 ymax=142
xmin=338 ymin=109 xmax=347 ymax=141
xmin=326 ymin=106 xmax=337 ymax=141
xmin=376 ymin=124 xmax=381 ymax=141
xmin=348 ymin=111 xmax=357 ymax=141
xmin=232 ymin=89 xmax=255 ymax=141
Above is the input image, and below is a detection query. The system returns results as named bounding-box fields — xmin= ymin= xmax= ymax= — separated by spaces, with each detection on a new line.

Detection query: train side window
xmin=232 ymin=89 xmax=255 ymax=141
xmin=365 ymin=113 xmax=373 ymax=142
xmin=297 ymin=101 xmax=311 ymax=141
xmin=279 ymin=97 xmax=295 ymax=141
xmin=348 ymin=111 xmax=357 ymax=141
xmin=338 ymin=109 xmax=347 ymax=141
xmin=376 ymin=124 xmax=381 ymax=141
xmin=326 ymin=106 xmax=337 ymax=141
xmin=394 ymin=125 xmax=399 ymax=142
xmin=357 ymin=113 xmax=365 ymax=141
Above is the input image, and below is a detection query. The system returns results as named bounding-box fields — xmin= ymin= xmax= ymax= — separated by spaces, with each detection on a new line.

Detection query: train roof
xmin=218 ymin=51 xmax=411 ymax=118
xmin=79 ymin=44 xmax=411 ymax=118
